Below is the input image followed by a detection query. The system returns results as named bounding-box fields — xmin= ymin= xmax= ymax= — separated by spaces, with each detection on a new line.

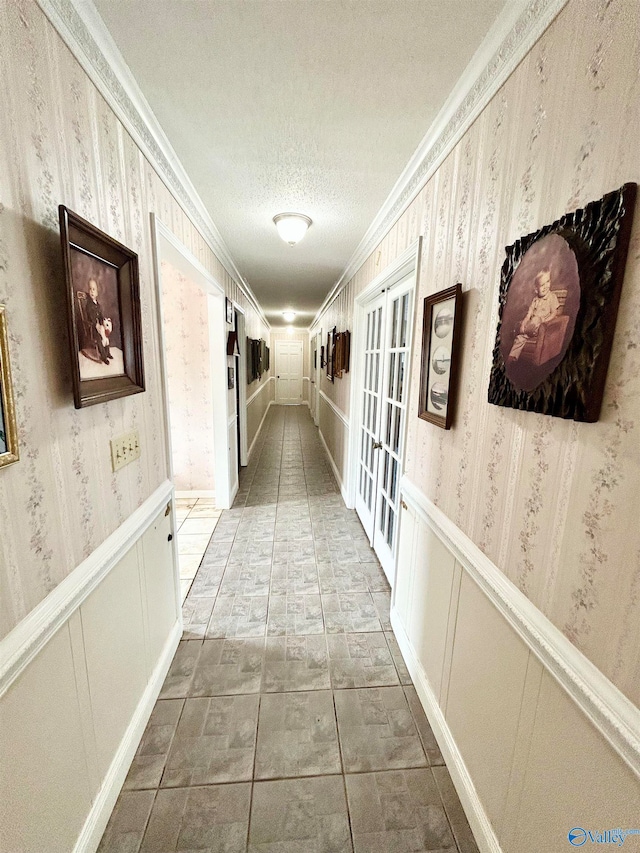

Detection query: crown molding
xmin=311 ymin=0 xmax=569 ymax=329
xmin=36 ymin=0 xmax=269 ymax=329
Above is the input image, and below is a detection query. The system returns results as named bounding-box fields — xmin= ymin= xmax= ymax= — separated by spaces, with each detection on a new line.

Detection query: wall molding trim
xmin=0 ymin=479 xmax=174 ymax=698
xmin=310 ymin=0 xmax=568 ymax=328
xmin=247 ymin=376 xmax=275 ymax=407
xmin=74 ymin=619 xmax=182 ymax=853
xmin=319 ymin=389 xmax=349 ymax=429
xmin=36 ymin=0 xmax=269 ymax=330
xmin=400 ymin=474 xmax=640 ymax=777
xmin=390 ymin=608 xmax=502 ymax=853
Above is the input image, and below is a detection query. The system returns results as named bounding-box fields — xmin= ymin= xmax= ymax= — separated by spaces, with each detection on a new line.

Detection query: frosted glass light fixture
xmin=273 ymin=213 xmax=312 ymax=246
xmin=282 ymin=311 xmax=296 ymax=323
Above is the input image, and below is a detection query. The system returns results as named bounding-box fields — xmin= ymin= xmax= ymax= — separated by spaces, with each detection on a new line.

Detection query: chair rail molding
xmin=0 ymin=478 xmax=174 ymax=697
xmin=318 ymin=389 xmax=349 ymax=429
xmin=310 ymin=0 xmax=569 ymax=328
xmin=400 ymin=474 xmax=640 ymax=778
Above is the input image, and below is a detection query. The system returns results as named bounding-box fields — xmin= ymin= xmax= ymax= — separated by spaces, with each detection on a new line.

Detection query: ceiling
xmin=93 ymin=0 xmax=508 ymax=328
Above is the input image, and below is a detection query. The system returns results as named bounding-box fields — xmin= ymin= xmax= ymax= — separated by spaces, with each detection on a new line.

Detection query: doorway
xmin=275 ymin=339 xmax=304 ymax=404
xmin=151 ymin=214 xmax=235 ymax=508
xmin=349 ymin=240 xmax=420 ymax=587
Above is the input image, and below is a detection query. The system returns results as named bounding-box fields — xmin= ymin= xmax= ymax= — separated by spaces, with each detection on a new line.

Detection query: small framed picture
xmin=225 ymin=297 xmax=233 ymax=325
xmin=0 ymin=305 xmax=19 ymax=468
xmin=227 ymin=366 xmax=235 ymax=390
xmin=59 ymin=206 xmax=145 ymax=409
xmin=418 ymin=283 xmax=462 ymax=429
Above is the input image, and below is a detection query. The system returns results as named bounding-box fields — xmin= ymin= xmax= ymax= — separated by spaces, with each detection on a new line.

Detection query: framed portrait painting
xmin=418 ymin=284 xmax=462 ymax=429
xmin=59 ymin=206 xmax=145 ymax=409
xmin=0 ymin=305 xmax=19 ymax=468
xmin=488 ymin=183 xmax=636 ymax=421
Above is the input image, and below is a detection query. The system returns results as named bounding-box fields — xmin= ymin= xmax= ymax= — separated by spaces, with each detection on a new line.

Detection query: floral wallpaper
xmin=0 ymin=0 xmax=267 ymax=639
xmin=314 ymin=0 xmax=640 ymax=706
xmin=161 ymin=261 xmax=215 ymax=492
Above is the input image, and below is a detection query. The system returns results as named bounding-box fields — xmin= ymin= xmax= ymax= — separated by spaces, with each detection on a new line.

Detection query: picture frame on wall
xmin=225 ymin=296 xmax=233 ymax=325
xmin=59 ymin=205 xmax=145 ymax=409
xmin=228 ymin=366 xmax=235 ymax=390
xmin=487 ymin=183 xmax=637 ymax=421
xmin=418 ymin=283 xmax=462 ymax=430
xmin=0 ymin=305 xmax=19 ymax=468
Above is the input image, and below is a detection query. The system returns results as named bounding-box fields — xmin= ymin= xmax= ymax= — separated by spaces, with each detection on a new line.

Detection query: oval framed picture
xmin=418 ymin=283 xmax=462 ymax=430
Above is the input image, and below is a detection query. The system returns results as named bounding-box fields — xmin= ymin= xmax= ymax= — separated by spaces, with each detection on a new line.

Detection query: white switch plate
xmin=110 ymin=430 xmax=141 ymax=472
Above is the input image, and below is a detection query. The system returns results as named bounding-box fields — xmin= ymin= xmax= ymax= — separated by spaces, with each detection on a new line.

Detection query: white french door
xmin=275 ymin=339 xmax=303 ymax=404
xmin=355 ymin=276 xmax=414 ymax=585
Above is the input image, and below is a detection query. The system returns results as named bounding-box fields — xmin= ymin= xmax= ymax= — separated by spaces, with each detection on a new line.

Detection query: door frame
xmin=275 ymin=338 xmax=304 ymax=404
xmin=233 ymin=303 xmax=248 ymax=467
xmin=346 ymin=238 xmax=422 ymax=514
xmin=150 ymin=213 xmax=235 ymax=508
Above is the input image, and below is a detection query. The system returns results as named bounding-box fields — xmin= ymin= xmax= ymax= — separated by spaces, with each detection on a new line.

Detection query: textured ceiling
xmin=94 ymin=0 xmax=506 ymax=327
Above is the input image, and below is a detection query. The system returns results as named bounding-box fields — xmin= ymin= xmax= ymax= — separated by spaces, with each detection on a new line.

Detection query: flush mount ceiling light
xmin=282 ymin=311 xmax=296 ymax=323
xmin=273 ymin=213 xmax=312 ymax=246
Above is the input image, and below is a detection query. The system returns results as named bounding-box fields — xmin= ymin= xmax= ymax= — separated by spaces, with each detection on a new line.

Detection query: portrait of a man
xmin=500 ymin=233 xmax=580 ymax=392
xmin=70 ymin=247 xmax=125 ymax=381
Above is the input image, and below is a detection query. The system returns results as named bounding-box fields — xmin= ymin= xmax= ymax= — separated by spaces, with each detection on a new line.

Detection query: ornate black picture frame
xmin=225 ymin=297 xmax=233 ymax=325
xmin=59 ymin=205 xmax=145 ymax=409
xmin=488 ymin=183 xmax=636 ymax=422
xmin=418 ymin=284 xmax=462 ymax=429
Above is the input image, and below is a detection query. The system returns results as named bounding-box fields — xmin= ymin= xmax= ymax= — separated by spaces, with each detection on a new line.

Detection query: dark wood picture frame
xmin=488 ymin=183 xmax=636 ymax=421
xmin=225 ymin=296 xmax=233 ymax=325
xmin=326 ymin=329 xmax=335 ymax=383
xmin=418 ymin=283 xmax=462 ymax=429
xmin=0 ymin=305 xmax=19 ymax=468
xmin=333 ymin=330 xmax=351 ymax=378
xmin=59 ymin=205 xmax=145 ymax=409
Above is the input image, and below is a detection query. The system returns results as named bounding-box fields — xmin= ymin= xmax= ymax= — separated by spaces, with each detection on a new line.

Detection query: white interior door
xmin=354 ymin=277 xmax=414 ymax=585
xmin=275 ymin=339 xmax=303 ymax=404
xmin=355 ymin=292 xmax=386 ymax=541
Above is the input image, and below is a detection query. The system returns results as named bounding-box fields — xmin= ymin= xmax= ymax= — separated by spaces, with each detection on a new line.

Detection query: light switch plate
xmin=110 ymin=430 xmax=141 ymax=472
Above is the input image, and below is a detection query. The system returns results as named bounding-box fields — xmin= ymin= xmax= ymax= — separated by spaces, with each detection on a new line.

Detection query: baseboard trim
xmin=247 ymin=400 xmax=274 ymax=463
xmin=0 ymin=480 xmax=174 ymax=697
xmin=400 ymin=474 xmax=640 ymax=778
xmin=390 ymin=607 xmax=502 ymax=853
xmin=73 ymin=619 xmax=182 ymax=853
xmin=175 ymin=490 xmax=216 ymax=499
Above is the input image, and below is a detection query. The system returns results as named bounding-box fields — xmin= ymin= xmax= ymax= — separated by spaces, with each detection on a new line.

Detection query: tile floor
xmin=99 ymin=405 xmax=479 ymax=853
xmin=175 ymin=497 xmax=222 ymax=602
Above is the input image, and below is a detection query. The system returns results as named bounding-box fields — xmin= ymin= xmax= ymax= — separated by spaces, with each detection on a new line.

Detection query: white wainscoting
xmin=0 ymin=480 xmax=181 ymax=853
xmin=318 ymin=390 xmax=350 ymax=506
xmin=393 ymin=475 xmax=640 ymax=853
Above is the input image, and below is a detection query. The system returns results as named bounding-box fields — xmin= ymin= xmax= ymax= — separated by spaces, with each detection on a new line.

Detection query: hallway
xmin=98 ymin=405 xmax=478 ymax=853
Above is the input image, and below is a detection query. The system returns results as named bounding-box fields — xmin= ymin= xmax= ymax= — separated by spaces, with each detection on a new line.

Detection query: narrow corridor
xmin=99 ymin=406 xmax=478 ymax=852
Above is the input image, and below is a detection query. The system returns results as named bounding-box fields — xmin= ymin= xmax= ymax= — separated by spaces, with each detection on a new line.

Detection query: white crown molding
xmin=0 ymin=479 xmax=174 ymax=696
xmin=311 ymin=0 xmax=569 ymax=329
xmin=400 ymin=474 xmax=640 ymax=778
xmin=36 ymin=0 xmax=269 ymax=330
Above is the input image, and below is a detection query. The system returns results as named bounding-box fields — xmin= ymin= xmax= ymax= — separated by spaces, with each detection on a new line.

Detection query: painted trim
xmin=248 ymin=400 xmax=274 ymax=463
xmin=318 ymin=425 xmax=349 ymax=507
xmin=318 ymin=389 xmax=349 ymax=428
xmin=400 ymin=474 xmax=640 ymax=777
xmin=309 ymin=0 xmax=568 ymax=329
xmin=36 ymin=0 xmax=269 ymax=330
xmin=74 ymin=619 xmax=182 ymax=853
xmin=247 ymin=375 xmax=275 ymax=406
xmin=390 ymin=607 xmax=502 ymax=853
xmin=0 ymin=479 xmax=174 ymax=697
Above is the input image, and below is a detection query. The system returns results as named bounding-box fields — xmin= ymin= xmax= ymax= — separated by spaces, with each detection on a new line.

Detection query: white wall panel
xmin=0 ymin=625 xmax=94 ymax=853
xmin=81 ymin=545 xmax=148 ymax=779
xmin=140 ymin=506 xmax=178 ymax=669
xmin=445 ymin=571 xmax=530 ymax=834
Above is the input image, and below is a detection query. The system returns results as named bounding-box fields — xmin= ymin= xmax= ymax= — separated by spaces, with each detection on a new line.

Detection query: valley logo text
xmin=568 ymin=828 xmax=640 ymax=847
